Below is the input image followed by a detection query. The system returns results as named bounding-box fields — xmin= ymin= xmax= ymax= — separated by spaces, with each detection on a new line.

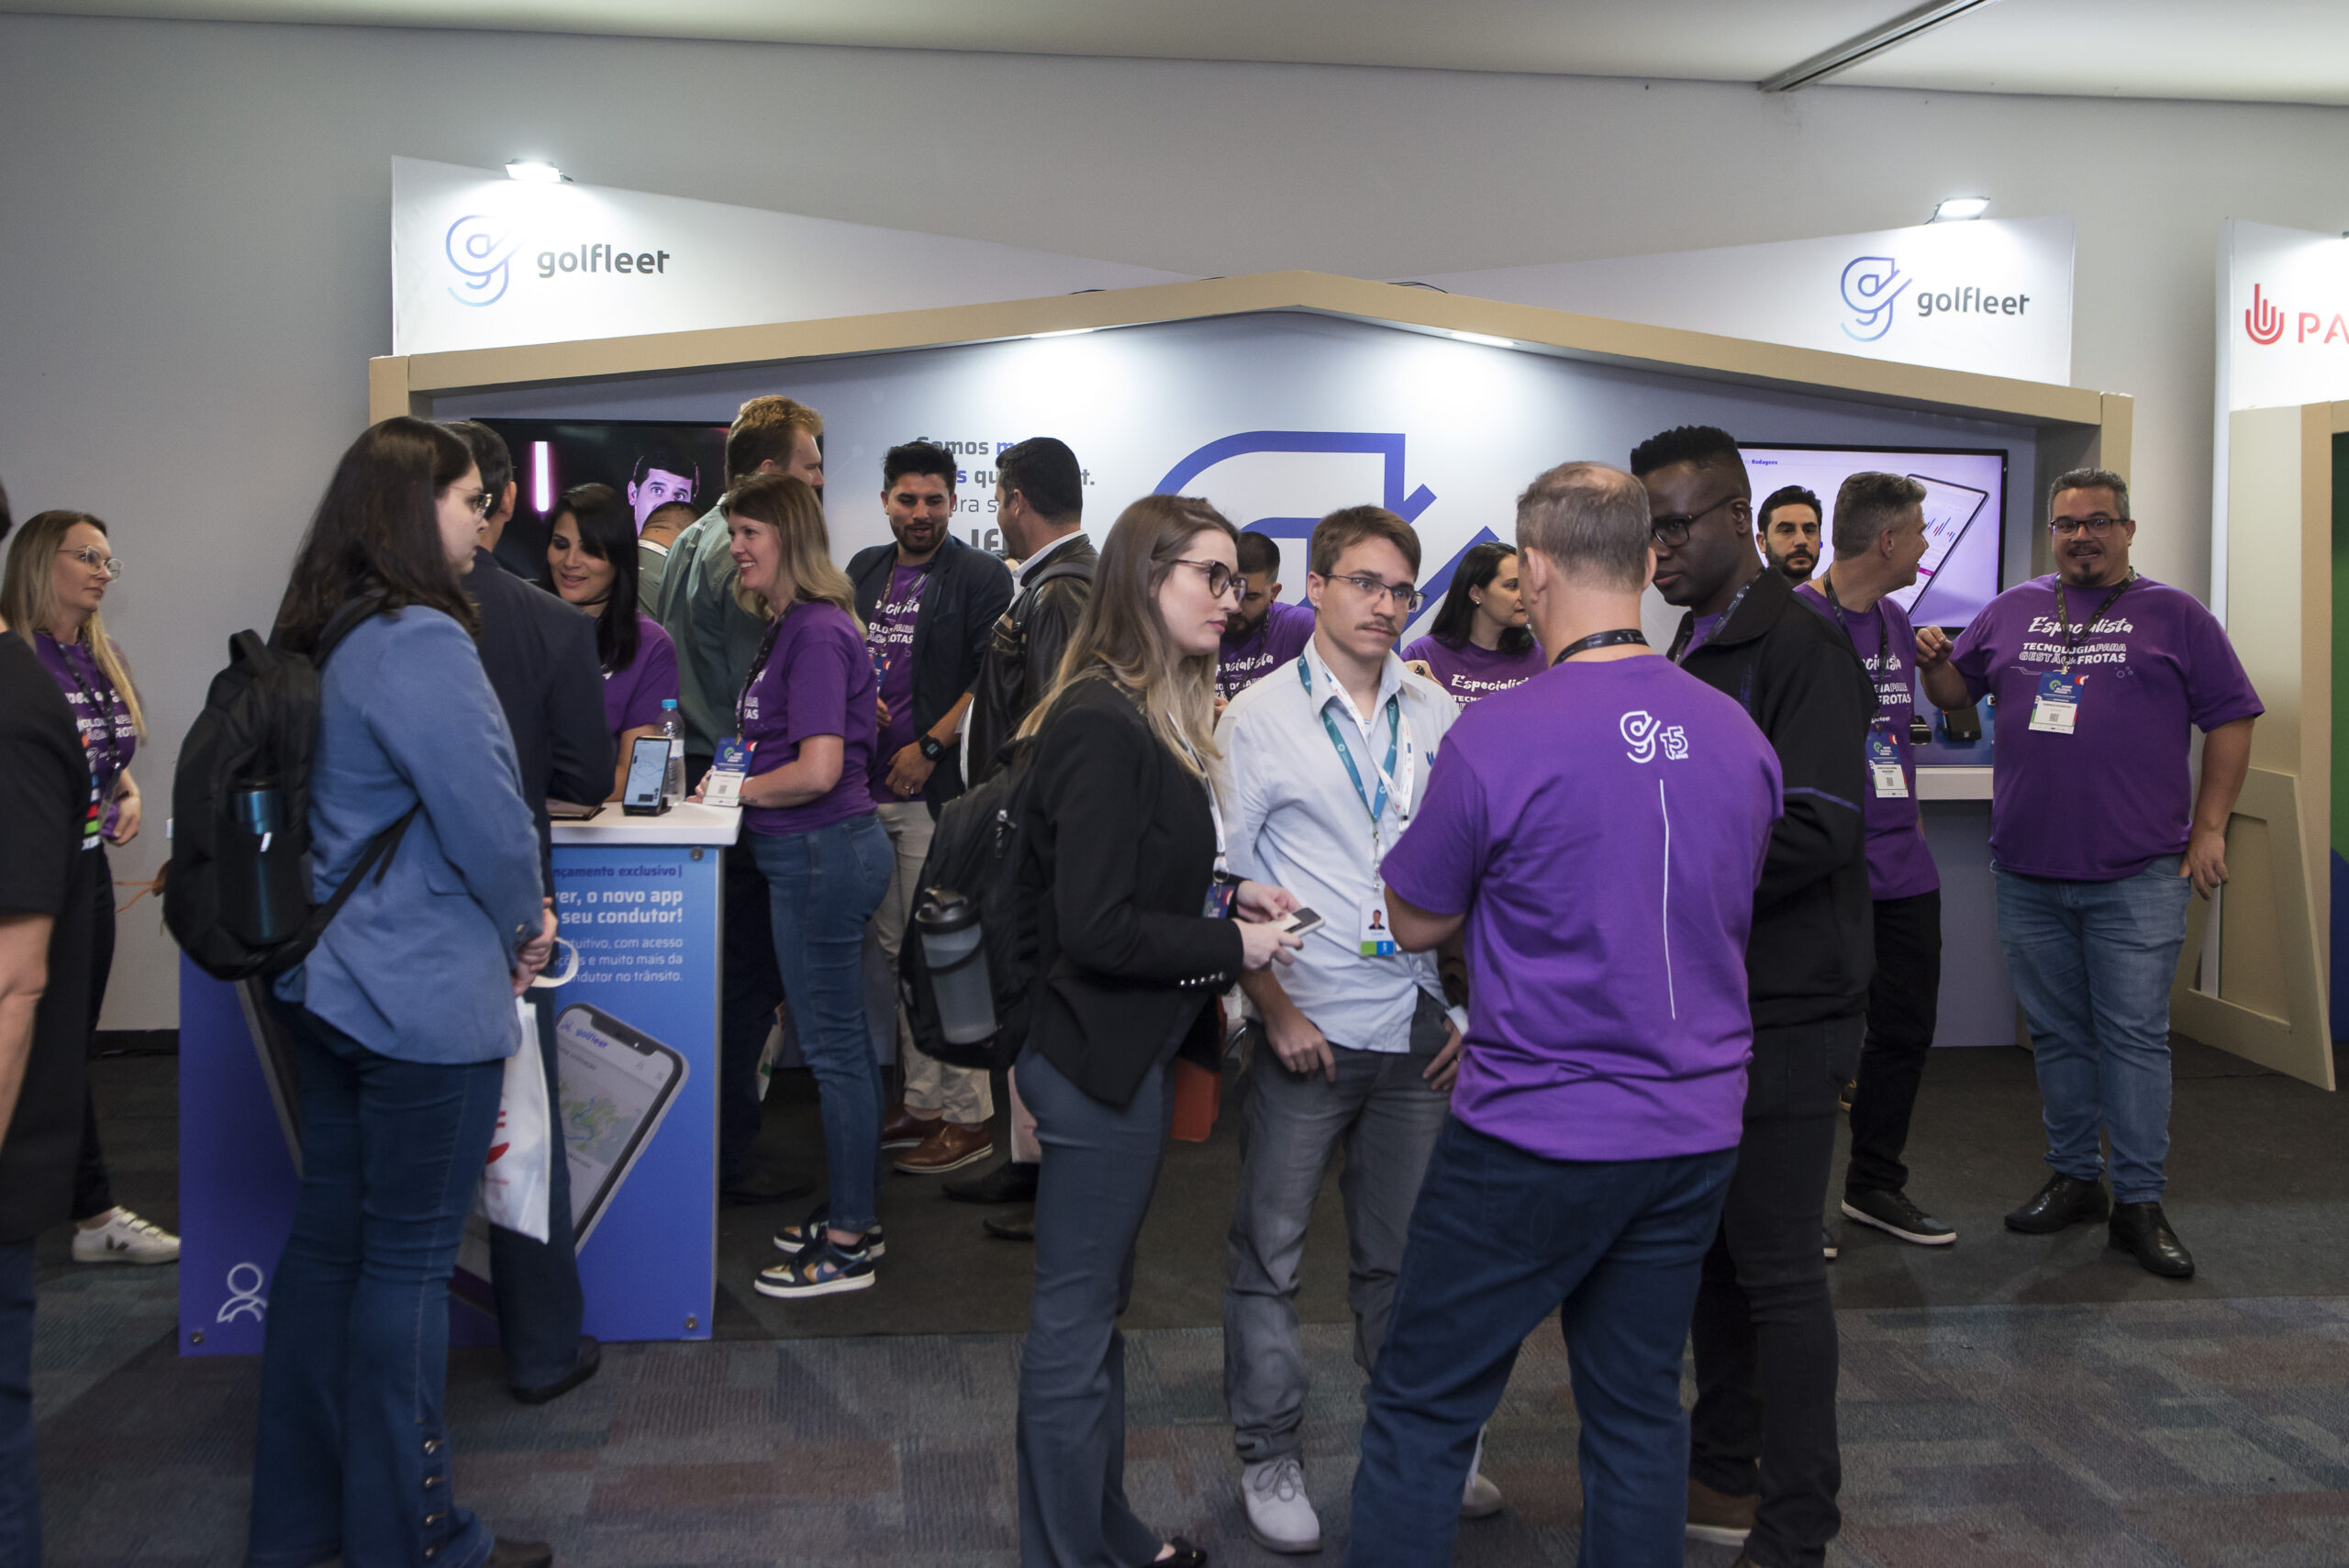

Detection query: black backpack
xmin=167 ymin=601 xmax=417 ymax=982
xmin=896 ymin=739 xmax=1043 ymax=1072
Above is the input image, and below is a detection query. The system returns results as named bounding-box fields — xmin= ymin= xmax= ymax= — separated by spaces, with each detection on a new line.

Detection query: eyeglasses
xmin=2050 ymin=515 xmax=2125 ymax=537
xmin=455 ymin=488 xmax=495 ymax=517
xmin=1172 ymin=558 xmax=1244 ymax=601
xmin=1326 ymin=572 xmax=1425 ymax=615
xmin=1651 ymin=492 xmax=1744 ymax=550
xmin=59 ymin=546 xmax=122 ymax=578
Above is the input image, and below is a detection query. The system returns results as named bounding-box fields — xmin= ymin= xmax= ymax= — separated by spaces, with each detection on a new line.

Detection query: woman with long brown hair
xmin=1013 ymin=495 xmax=1302 ymax=1568
xmin=0 ymin=512 xmax=179 ymax=1267
xmin=712 ymin=473 xmax=897 ymax=1301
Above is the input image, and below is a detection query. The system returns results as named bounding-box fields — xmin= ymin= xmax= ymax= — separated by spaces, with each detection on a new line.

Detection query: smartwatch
xmin=918 ymin=734 xmax=947 ymax=762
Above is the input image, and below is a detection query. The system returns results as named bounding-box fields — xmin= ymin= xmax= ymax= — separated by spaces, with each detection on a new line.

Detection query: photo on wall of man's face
xmin=477 ymin=418 xmax=729 ymax=584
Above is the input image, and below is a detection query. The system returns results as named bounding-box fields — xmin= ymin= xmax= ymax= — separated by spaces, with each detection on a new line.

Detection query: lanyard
xmin=1550 ymin=628 xmax=1647 ymax=665
xmin=734 ymin=617 xmax=785 ymax=734
xmin=2053 ymin=572 xmax=2134 ymax=673
xmin=1174 ymin=736 xmax=1230 ymax=874
xmin=1670 ymin=573 xmax=1758 ymax=663
xmin=1297 ymin=654 xmax=1411 ymax=837
xmin=1809 ymin=574 xmax=1888 ymax=721
xmin=49 ymin=636 xmax=121 ymax=784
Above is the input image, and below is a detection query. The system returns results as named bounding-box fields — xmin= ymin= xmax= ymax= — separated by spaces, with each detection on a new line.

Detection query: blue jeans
xmin=750 ymin=813 xmax=894 ymax=1234
xmin=0 ymin=1241 xmax=36 ymax=1566
xmin=1995 ymin=855 xmax=2195 ymax=1205
xmin=248 ymin=1002 xmax=506 ymax=1568
xmin=1349 ymin=1118 xmax=1738 ymax=1568
xmin=488 ymin=990 xmax=584 ymax=1390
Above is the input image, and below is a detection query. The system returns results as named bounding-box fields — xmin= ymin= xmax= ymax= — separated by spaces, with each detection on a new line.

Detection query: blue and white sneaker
xmin=755 ymin=1234 xmax=876 ymax=1298
xmin=773 ymin=1207 xmax=885 ymax=1259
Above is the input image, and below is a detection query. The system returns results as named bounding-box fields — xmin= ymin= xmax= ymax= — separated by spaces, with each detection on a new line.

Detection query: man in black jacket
xmin=1633 ymin=425 xmax=1873 ymax=1568
xmin=849 ymin=441 xmax=1014 ymax=1176
xmin=448 ymin=421 xmax=616 ymax=1407
xmin=945 ymin=437 xmax=1095 ymax=1221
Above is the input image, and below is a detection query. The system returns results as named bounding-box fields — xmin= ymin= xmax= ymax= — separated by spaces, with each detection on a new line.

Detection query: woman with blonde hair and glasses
xmin=708 ymin=473 xmax=896 ymax=1301
xmin=0 ymin=511 xmax=181 ymax=1268
xmin=1013 ymin=495 xmax=1303 ymax=1568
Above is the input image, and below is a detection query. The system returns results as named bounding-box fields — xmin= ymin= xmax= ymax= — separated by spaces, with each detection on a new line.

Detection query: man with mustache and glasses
xmin=1758 ymin=485 xmax=1823 ymax=584
xmin=1210 ymin=506 xmax=1492 ymax=1554
xmin=1921 ymin=469 xmax=2260 ymax=1281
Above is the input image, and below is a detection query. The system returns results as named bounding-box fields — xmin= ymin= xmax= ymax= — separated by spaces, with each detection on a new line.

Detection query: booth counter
xmin=178 ymin=802 xmax=740 ymax=1356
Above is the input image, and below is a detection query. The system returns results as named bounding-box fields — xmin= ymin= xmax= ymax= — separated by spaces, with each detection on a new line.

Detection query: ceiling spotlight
xmin=1449 ymin=330 xmax=1515 ymax=349
xmin=504 ymin=159 xmax=569 ymax=183
xmin=1930 ymin=196 xmax=1990 ymax=223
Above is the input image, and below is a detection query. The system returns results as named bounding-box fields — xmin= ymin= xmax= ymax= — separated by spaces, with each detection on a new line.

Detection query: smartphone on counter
xmin=620 ymin=735 xmax=670 ymax=816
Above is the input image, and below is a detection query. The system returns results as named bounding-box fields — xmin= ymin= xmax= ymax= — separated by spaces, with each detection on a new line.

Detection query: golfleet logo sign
xmin=1839 ymin=254 xmax=2036 ymax=344
xmin=443 ymin=214 xmax=675 ymax=309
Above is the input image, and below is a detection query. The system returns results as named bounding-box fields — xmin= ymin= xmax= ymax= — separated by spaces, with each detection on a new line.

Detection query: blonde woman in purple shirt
xmin=546 ymin=482 xmax=679 ymax=799
xmin=707 ymin=474 xmax=896 ymax=1300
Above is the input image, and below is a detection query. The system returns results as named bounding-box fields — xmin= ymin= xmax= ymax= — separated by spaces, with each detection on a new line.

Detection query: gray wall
xmin=4 ymin=12 xmax=2345 ymax=1028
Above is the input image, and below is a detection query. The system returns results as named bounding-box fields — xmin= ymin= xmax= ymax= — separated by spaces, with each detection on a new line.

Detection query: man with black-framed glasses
xmin=1920 ymin=468 xmax=2259 ymax=1280
xmin=1633 ymin=423 xmax=1875 ymax=1568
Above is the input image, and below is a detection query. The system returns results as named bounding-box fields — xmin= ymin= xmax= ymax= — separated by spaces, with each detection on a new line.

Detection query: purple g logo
xmin=445 ymin=214 xmax=517 ymax=308
xmin=1841 ymin=256 xmax=1909 ymax=343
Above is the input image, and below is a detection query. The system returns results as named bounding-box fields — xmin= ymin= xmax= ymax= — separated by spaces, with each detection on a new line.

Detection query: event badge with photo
xmin=2030 ymin=671 xmax=2081 ymax=734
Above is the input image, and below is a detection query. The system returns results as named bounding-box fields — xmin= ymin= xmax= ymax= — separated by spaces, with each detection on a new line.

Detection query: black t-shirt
xmin=0 ymin=628 xmax=96 ymax=1243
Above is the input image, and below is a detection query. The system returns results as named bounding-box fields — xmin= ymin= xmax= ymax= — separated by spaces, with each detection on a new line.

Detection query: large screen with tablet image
xmin=1740 ymin=444 xmax=2006 ymax=628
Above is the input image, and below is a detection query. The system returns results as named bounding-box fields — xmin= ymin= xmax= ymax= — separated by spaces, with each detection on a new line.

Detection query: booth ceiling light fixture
xmin=1931 ymin=196 xmax=1992 ymax=222
xmin=504 ymin=159 xmax=569 ymax=183
xmin=1449 ymin=330 xmax=1516 ymax=349
xmin=1032 ymin=327 xmax=1096 ymax=338
xmin=1759 ymin=0 xmax=2005 ymax=92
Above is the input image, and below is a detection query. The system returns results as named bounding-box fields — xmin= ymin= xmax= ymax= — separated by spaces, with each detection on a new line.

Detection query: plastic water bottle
xmin=659 ymin=699 xmax=686 ymax=805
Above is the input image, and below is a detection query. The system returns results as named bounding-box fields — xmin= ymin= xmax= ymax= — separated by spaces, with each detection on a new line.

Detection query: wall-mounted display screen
xmin=1741 ymin=444 xmax=2007 ymax=628
xmin=478 ymin=417 xmax=727 ymax=584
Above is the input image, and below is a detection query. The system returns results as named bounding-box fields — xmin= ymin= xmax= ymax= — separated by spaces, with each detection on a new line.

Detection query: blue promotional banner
xmin=178 ymin=842 xmax=724 ymax=1355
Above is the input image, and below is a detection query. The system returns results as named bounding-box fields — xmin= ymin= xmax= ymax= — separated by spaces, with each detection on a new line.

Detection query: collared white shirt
xmin=1212 ymin=639 xmax=1459 ymax=1052
xmin=1011 ymin=528 xmax=1087 ymax=588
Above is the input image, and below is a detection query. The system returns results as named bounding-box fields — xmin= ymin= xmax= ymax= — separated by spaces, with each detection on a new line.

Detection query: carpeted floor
xmin=30 ymin=1037 xmax=2349 ymax=1564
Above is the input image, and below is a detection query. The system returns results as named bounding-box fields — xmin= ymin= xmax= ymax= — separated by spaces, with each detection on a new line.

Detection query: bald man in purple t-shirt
xmin=1923 ymin=468 xmax=2259 ymax=1281
xmin=1347 ymin=463 xmax=1780 ymax=1568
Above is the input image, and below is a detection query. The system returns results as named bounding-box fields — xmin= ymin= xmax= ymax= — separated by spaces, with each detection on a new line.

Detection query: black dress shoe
xmin=721 ymin=1175 xmax=815 ymax=1207
xmin=983 ymin=1211 xmax=1036 ymax=1242
xmin=2003 ymin=1173 xmax=2110 ymax=1234
xmin=2110 ymin=1202 xmax=2195 ymax=1279
xmin=944 ymin=1160 xmax=1039 ymax=1206
xmin=1154 ymin=1538 xmax=1208 ymax=1567
xmin=512 ymin=1335 xmax=601 ymax=1406
xmin=485 ymin=1539 xmax=554 ymax=1568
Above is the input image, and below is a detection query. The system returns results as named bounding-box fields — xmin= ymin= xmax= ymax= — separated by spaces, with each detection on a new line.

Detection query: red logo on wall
xmin=2245 ymin=284 xmax=2286 ymax=345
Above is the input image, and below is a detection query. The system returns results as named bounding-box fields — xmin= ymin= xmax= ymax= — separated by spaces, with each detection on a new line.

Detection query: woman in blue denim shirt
xmin=249 ymin=418 xmax=558 ymax=1568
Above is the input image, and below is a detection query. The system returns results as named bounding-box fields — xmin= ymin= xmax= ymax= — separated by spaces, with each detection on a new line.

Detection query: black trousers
xmin=1844 ymin=891 xmax=1943 ymax=1196
xmin=71 ymin=846 xmax=117 ymax=1222
xmin=716 ymin=824 xmax=785 ymax=1190
xmin=1689 ymin=1016 xmax=1859 ymax=1568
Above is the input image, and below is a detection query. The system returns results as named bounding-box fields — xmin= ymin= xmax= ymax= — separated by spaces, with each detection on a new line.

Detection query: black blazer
xmin=467 ymin=550 xmax=616 ymax=884
xmin=846 ymin=533 xmax=1014 ymax=806
xmin=1017 ymin=674 xmax=1244 ymax=1108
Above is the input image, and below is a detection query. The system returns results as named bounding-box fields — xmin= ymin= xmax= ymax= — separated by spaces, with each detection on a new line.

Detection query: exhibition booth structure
xmin=190 ymin=266 xmax=2165 ymax=1351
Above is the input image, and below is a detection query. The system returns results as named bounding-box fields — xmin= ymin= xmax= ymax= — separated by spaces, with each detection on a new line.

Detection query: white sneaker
xmin=1462 ymin=1427 xmax=1505 ymax=1518
xmin=72 ymin=1208 xmax=181 ymax=1265
xmin=1241 ymin=1456 xmax=1322 ymax=1554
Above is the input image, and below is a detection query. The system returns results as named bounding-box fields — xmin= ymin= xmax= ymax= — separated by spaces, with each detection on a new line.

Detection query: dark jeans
xmin=71 ymin=843 xmax=117 ymax=1221
xmin=749 ymin=815 xmax=893 ymax=1234
xmin=1844 ymin=891 xmax=1943 ymax=1195
xmin=248 ymin=1002 xmax=505 ymax=1568
xmin=717 ymin=828 xmax=785 ymax=1190
xmin=1348 ymin=1119 xmax=1737 ymax=1568
xmin=1689 ymin=1017 xmax=1860 ymax=1568
xmin=488 ymin=991 xmax=584 ymax=1390
xmin=0 ymin=1241 xmax=36 ymax=1566
xmin=1017 ymin=1043 xmax=1179 ymax=1568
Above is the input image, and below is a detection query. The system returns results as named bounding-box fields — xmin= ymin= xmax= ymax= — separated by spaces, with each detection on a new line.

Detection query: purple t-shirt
xmin=602 ymin=615 xmax=679 ymax=739
xmin=1792 ymin=585 xmax=1939 ymax=901
xmin=35 ymin=633 xmax=137 ymax=832
xmin=865 ymin=561 xmax=932 ymax=803
xmin=1400 ymin=634 xmax=1547 ymax=706
xmin=1217 ymin=599 xmax=1315 ymax=701
xmin=1951 ymin=573 xmax=2263 ymax=882
xmin=735 ymin=602 xmax=879 ymax=838
xmin=1381 ymin=655 xmax=1782 ymax=1162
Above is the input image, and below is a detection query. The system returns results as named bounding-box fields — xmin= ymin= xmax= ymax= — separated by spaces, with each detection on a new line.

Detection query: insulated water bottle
xmin=915 ymin=888 xmax=996 ymax=1045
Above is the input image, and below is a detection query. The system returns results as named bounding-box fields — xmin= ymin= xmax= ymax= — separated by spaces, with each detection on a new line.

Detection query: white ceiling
xmin=8 ymin=0 xmax=2348 ymax=106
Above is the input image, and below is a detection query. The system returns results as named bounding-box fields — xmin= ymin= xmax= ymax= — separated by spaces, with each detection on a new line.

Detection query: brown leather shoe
xmin=894 ymin=1119 xmax=996 ymax=1174
xmin=1686 ymin=1476 xmax=1756 ymax=1547
xmin=880 ymin=1103 xmax=935 ymax=1151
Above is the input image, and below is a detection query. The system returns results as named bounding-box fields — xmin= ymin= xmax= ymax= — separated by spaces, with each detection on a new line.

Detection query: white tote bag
xmin=476 ymin=995 xmax=552 ymax=1243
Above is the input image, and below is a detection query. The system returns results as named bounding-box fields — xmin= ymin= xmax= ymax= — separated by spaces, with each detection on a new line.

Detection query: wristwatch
xmin=918 ymin=735 xmax=947 ymax=762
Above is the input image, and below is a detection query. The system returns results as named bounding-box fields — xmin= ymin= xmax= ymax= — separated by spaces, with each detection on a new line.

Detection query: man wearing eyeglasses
xmin=1920 ymin=469 xmax=2259 ymax=1281
xmin=1210 ymin=505 xmax=1495 ymax=1554
xmin=1633 ymin=423 xmax=1874 ymax=1568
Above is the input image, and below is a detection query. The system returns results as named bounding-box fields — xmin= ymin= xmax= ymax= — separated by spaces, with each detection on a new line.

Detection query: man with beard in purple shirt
xmin=1217 ymin=529 xmax=1316 ymax=703
xmin=1923 ymin=468 xmax=2259 ymax=1280
xmin=1346 ymin=462 xmax=1780 ymax=1568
